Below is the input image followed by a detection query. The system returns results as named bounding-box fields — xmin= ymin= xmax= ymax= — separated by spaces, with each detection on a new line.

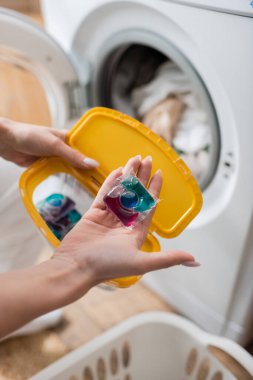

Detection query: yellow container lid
xmin=67 ymin=107 xmax=202 ymax=238
xmin=19 ymin=107 xmax=202 ymax=287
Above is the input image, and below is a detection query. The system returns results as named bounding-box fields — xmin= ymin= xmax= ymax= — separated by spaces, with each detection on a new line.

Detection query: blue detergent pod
xmin=120 ymin=190 xmax=139 ymax=209
xmin=121 ymin=176 xmax=156 ymax=212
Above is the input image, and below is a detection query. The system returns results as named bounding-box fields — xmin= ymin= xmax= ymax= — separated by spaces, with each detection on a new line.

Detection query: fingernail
xmin=145 ymin=155 xmax=152 ymax=161
xmin=135 ymin=155 xmax=142 ymax=161
xmin=83 ymin=157 xmax=99 ymax=168
xmin=155 ymin=169 xmax=162 ymax=176
xmin=181 ymin=261 xmax=201 ymax=267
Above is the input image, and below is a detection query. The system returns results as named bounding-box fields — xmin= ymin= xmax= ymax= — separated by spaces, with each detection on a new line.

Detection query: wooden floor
xmin=0 ymin=8 xmax=252 ymax=380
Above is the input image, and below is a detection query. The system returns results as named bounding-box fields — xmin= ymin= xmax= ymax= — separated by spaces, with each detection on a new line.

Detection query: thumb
xmin=51 ymin=129 xmax=100 ymax=169
xmin=134 ymin=250 xmax=200 ymax=275
xmin=54 ymin=140 xmax=100 ymax=170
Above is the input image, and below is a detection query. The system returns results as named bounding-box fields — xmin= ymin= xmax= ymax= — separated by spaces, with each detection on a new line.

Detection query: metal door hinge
xmin=64 ymin=81 xmax=87 ymax=120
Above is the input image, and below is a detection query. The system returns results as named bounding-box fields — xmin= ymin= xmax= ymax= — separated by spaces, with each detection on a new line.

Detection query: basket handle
xmin=204 ymin=335 xmax=253 ymax=378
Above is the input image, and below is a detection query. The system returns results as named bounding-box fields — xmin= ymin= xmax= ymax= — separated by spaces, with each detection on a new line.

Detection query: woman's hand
xmin=0 ymin=155 xmax=199 ymax=338
xmin=54 ymin=156 xmax=199 ymax=291
xmin=0 ymin=118 xmax=99 ymax=169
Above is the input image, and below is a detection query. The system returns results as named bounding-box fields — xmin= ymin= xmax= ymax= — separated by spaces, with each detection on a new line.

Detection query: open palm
xmin=55 ymin=156 xmax=197 ymax=287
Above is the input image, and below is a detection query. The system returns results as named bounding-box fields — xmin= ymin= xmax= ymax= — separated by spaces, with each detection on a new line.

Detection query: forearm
xmin=0 ymin=258 xmax=93 ymax=338
xmin=0 ymin=118 xmax=12 ymax=156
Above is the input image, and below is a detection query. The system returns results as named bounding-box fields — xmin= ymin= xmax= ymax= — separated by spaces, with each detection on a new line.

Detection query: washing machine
xmin=0 ymin=0 xmax=253 ymax=345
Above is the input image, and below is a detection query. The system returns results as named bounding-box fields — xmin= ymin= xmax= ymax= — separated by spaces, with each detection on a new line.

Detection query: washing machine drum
xmin=98 ymin=44 xmax=219 ymax=190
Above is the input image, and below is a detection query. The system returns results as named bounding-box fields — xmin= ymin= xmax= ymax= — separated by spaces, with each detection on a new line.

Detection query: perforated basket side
xmin=29 ymin=312 xmax=253 ymax=380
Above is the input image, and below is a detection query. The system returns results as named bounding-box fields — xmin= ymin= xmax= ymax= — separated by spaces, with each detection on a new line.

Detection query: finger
xmin=137 ymin=156 xmax=152 ymax=186
xmin=12 ymin=155 xmax=38 ymax=167
xmin=92 ymin=167 xmax=123 ymax=209
xmin=54 ymin=139 xmax=99 ymax=170
xmin=148 ymin=169 xmax=163 ymax=198
xmin=134 ymin=170 xmax=163 ymax=241
xmin=134 ymin=250 xmax=199 ymax=275
xmin=123 ymin=155 xmax=142 ymax=175
xmin=49 ymin=129 xmax=100 ymax=169
xmin=49 ymin=129 xmax=68 ymax=140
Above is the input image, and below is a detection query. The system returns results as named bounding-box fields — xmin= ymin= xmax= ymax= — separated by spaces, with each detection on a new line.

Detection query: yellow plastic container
xmin=19 ymin=107 xmax=203 ymax=287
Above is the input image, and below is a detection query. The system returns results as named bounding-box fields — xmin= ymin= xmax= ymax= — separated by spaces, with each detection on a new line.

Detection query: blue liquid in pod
xmin=48 ymin=198 xmax=63 ymax=207
xmin=121 ymin=176 xmax=155 ymax=212
xmin=120 ymin=191 xmax=139 ymax=209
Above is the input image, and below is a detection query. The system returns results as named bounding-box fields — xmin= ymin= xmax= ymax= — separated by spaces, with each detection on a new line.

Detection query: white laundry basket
xmin=29 ymin=312 xmax=253 ymax=380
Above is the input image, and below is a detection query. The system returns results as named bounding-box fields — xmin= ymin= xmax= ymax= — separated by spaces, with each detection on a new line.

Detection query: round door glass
xmin=96 ymin=44 xmax=220 ymax=190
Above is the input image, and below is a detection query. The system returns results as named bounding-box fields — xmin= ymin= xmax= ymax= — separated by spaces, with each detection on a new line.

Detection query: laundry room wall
xmin=41 ymin=0 xmax=107 ymax=51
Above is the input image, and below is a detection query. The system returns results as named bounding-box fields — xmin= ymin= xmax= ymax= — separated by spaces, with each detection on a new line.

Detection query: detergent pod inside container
xmin=33 ymin=173 xmax=92 ymax=241
xmin=19 ymin=107 xmax=203 ymax=288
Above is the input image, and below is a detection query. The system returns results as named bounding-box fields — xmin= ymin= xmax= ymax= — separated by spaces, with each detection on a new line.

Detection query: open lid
xmin=67 ymin=108 xmax=203 ymax=238
xmin=0 ymin=8 xmax=86 ymax=126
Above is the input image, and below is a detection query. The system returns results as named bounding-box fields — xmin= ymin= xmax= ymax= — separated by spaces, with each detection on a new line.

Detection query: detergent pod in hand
xmin=19 ymin=107 xmax=203 ymax=288
xmin=104 ymin=173 xmax=159 ymax=228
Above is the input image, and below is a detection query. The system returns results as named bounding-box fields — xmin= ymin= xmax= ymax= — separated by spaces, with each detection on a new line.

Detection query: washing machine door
xmin=70 ymin=0 xmax=223 ymax=196
xmin=0 ymin=8 xmax=87 ymax=128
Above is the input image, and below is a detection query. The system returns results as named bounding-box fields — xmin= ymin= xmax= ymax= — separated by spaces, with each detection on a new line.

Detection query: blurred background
xmin=0 ymin=0 xmax=40 ymax=12
xmin=0 ymin=1 xmax=252 ymax=379
xmin=0 ymin=6 xmax=176 ymax=380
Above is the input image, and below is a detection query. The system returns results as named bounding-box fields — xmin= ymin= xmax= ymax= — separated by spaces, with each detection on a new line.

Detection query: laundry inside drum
xmin=98 ymin=44 xmax=220 ymax=190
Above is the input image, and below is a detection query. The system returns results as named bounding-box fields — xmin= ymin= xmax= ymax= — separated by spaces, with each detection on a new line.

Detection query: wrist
xmin=0 ymin=117 xmax=11 ymax=136
xmin=0 ymin=257 xmax=94 ymax=337
xmin=44 ymin=254 xmax=95 ymax=307
xmin=0 ymin=118 xmax=14 ymax=152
